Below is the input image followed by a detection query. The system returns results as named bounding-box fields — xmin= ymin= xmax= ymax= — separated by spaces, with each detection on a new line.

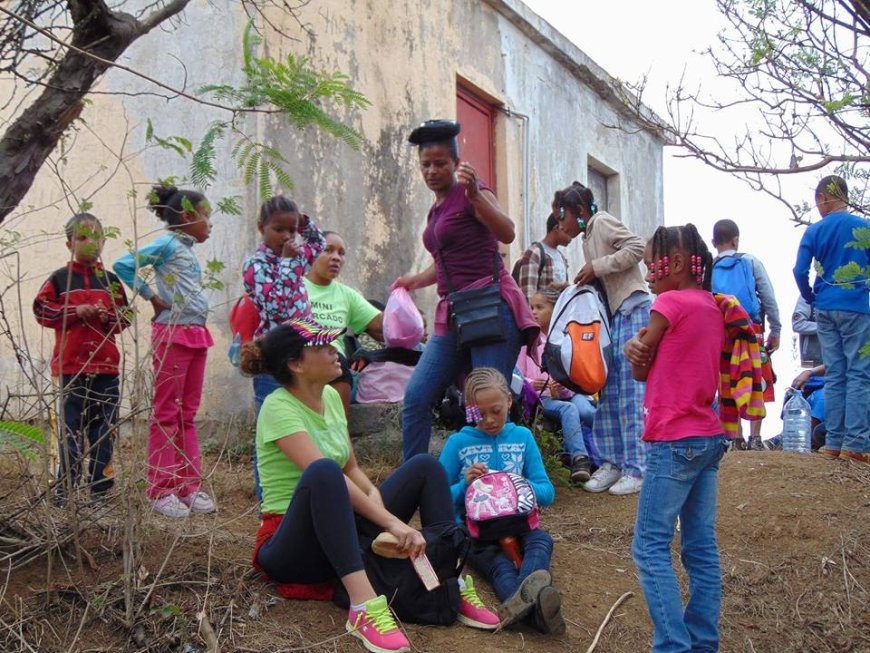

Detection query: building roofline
xmin=483 ymin=0 xmax=672 ymax=144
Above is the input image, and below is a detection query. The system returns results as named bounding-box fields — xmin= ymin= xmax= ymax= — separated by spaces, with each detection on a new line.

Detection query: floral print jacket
xmin=242 ymin=220 xmax=325 ymax=338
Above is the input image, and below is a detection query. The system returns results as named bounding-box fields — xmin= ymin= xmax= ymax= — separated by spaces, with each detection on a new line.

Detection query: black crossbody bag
xmin=435 ymin=231 xmax=506 ymax=350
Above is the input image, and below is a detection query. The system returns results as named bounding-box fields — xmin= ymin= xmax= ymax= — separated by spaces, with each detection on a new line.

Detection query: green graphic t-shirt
xmin=303 ymin=278 xmax=380 ymax=357
xmin=256 ymin=385 xmax=351 ymax=515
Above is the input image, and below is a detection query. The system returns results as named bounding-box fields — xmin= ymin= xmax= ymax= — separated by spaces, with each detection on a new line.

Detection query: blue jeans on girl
xmin=401 ymin=301 xmax=523 ymax=461
xmin=632 ymin=435 xmax=727 ymax=653
xmin=541 ymin=395 xmax=597 ymax=461
xmin=467 ymin=529 xmax=554 ymax=601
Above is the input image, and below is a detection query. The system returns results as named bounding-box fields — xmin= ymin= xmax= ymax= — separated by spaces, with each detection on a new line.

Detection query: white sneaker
xmin=152 ymin=494 xmax=190 ymax=518
xmin=180 ymin=491 xmax=216 ymax=514
xmin=608 ymin=474 xmax=644 ymax=496
xmin=582 ymin=462 xmax=621 ymax=493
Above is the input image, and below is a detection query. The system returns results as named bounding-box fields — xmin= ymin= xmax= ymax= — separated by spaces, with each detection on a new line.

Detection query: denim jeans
xmin=252 ymin=374 xmax=282 ymax=501
xmin=541 ymin=395 xmax=595 ymax=459
xmin=401 ymin=301 xmax=523 ymax=460
xmin=632 ymin=436 xmax=728 ymax=653
xmin=58 ymin=374 xmax=119 ymax=498
xmin=468 ymin=529 xmax=554 ymax=602
xmin=816 ymin=309 xmax=870 ymax=453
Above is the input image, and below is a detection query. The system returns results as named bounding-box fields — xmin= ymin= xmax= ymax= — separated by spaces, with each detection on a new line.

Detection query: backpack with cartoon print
xmin=464 ymin=471 xmax=540 ymax=541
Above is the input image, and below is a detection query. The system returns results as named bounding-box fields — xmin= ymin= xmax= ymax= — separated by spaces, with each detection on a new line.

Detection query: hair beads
xmin=655 ymin=256 xmax=671 ymax=279
xmin=465 ymin=404 xmax=483 ymax=424
xmin=690 ymin=255 xmax=704 ymax=285
xmin=650 ymin=224 xmax=714 ymax=291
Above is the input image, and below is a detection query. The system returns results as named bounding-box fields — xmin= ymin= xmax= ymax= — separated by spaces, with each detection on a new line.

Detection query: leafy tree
xmin=0 ymin=0 xmax=369 ymax=222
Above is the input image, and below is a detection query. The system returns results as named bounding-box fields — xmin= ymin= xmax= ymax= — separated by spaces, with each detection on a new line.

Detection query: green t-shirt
xmin=256 ymin=385 xmax=351 ymax=515
xmin=303 ymin=278 xmax=380 ymax=357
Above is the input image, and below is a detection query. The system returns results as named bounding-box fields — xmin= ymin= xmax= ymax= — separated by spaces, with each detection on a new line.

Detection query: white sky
xmin=524 ymin=0 xmax=824 ymax=436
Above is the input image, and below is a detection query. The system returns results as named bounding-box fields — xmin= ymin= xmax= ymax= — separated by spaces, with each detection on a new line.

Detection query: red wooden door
xmin=456 ymin=87 xmax=496 ymax=192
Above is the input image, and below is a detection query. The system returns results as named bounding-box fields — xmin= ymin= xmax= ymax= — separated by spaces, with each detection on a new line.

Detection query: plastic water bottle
xmin=782 ymin=390 xmax=812 ymax=453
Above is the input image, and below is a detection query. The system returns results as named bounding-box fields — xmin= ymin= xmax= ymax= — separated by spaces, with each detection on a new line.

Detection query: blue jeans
xmin=541 ymin=395 xmax=595 ymax=459
xmin=58 ymin=374 xmax=119 ymax=498
xmin=632 ymin=436 xmax=728 ymax=653
xmin=468 ymin=529 xmax=554 ymax=601
xmin=816 ymin=309 xmax=870 ymax=453
xmin=401 ymin=301 xmax=523 ymax=460
xmin=252 ymin=374 xmax=282 ymax=501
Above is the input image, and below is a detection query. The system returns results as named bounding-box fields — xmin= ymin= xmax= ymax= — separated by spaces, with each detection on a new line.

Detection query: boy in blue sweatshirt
xmin=438 ymin=368 xmax=564 ymax=634
xmin=793 ymin=175 xmax=870 ymax=462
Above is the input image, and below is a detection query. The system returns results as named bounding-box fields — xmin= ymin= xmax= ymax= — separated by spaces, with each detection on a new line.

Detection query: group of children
xmin=35 ymin=177 xmax=755 ymax=653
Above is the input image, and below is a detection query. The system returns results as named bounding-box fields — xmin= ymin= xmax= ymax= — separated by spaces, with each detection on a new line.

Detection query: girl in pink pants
xmin=114 ymin=184 xmax=216 ymax=518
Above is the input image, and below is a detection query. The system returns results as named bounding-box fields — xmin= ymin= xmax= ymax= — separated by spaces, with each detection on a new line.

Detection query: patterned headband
xmin=285 ymin=318 xmax=346 ymax=346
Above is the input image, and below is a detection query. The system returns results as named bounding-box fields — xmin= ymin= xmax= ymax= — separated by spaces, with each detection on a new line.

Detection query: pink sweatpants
xmin=147 ymin=333 xmax=208 ymax=500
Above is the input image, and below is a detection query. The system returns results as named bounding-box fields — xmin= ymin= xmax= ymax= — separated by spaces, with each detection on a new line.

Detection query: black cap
xmin=408 ymin=119 xmax=461 ymax=145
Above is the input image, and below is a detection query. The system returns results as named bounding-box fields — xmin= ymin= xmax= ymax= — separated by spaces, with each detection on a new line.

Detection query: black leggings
xmin=256 ymin=454 xmax=454 ymax=584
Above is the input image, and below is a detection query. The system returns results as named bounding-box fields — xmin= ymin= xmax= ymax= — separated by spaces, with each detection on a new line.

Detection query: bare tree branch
xmin=609 ymin=0 xmax=869 ymax=224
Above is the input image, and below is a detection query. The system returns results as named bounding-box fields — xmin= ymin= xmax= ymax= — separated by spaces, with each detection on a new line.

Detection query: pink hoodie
xmin=516 ymin=335 xmax=573 ymax=401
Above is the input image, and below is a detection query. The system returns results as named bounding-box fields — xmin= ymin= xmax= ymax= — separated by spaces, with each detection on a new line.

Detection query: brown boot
xmin=839 ymin=450 xmax=870 ymax=464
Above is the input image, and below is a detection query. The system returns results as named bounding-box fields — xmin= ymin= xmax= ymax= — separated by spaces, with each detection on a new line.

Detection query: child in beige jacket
xmin=553 ymin=181 xmax=650 ymax=496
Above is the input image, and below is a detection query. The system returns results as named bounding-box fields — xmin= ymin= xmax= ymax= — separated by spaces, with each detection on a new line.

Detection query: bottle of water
xmin=782 ymin=390 xmax=812 ymax=453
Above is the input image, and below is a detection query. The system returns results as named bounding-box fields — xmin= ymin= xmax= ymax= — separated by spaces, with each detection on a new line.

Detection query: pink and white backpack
xmin=464 ymin=471 xmax=540 ymax=541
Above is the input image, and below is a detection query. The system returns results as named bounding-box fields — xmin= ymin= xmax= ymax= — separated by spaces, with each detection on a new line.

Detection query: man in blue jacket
xmin=793 ymin=175 xmax=870 ymax=463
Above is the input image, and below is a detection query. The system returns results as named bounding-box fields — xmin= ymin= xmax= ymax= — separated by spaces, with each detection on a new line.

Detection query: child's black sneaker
xmin=533 ymin=585 xmax=566 ymax=635
xmin=496 ymin=569 xmax=551 ymax=627
xmin=570 ymin=456 xmax=592 ymax=484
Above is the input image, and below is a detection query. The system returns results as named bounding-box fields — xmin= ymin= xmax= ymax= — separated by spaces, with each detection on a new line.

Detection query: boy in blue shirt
xmin=793 ymin=175 xmax=870 ymax=463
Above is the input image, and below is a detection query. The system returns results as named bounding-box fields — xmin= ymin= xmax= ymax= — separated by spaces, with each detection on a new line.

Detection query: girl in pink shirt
xmin=623 ymin=224 xmax=727 ymax=653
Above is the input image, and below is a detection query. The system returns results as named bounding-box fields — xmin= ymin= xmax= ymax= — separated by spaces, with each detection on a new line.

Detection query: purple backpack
xmin=464 ymin=472 xmax=540 ymax=541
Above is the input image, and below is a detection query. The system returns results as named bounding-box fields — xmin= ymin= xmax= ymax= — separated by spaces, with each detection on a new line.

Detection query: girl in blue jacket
xmin=438 ymin=367 xmax=564 ymax=635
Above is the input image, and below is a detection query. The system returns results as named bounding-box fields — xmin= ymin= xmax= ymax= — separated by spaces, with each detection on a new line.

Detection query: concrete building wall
xmin=0 ymin=0 xmax=663 ymax=421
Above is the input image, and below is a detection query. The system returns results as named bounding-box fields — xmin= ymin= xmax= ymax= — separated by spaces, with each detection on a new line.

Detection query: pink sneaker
xmin=458 ymin=575 xmax=499 ymax=630
xmin=346 ymin=595 xmax=410 ymax=653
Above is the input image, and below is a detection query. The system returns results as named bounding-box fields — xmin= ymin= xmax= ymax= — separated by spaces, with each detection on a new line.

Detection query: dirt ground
xmin=2 ymin=444 xmax=868 ymax=653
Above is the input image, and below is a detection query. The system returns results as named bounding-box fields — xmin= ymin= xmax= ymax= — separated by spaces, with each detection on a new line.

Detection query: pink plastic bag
xmin=383 ymin=288 xmax=424 ymax=349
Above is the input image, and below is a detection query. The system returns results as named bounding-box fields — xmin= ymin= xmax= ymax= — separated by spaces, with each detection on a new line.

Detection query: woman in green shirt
xmin=305 ymin=231 xmax=384 ymax=414
xmin=240 ymin=319 xmax=497 ymax=653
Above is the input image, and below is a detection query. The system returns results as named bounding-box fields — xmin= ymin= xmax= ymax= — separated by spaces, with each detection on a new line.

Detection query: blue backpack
xmin=712 ymin=254 xmax=761 ymax=322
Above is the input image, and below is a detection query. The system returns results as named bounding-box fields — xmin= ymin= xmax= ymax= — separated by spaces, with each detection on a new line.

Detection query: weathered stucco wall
xmin=0 ymin=0 xmax=663 ymax=421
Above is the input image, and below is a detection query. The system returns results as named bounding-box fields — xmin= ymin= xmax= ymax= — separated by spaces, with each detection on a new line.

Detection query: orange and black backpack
xmin=543 ymin=284 xmax=612 ymax=395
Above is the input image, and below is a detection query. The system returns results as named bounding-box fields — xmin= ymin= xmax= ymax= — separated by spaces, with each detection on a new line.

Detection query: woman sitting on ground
xmin=241 ymin=319 xmax=497 ymax=653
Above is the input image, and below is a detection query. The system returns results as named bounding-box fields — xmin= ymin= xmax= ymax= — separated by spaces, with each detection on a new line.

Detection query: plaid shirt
xmin=514 ymin=242 xmax=569 ymax=304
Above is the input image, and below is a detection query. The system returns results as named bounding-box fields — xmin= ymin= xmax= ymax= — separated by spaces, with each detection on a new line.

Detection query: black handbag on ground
xmin=333 ymin=521 xmax=471 ymax=625
xmin=434 ymin=229 xmax=506 ymax=349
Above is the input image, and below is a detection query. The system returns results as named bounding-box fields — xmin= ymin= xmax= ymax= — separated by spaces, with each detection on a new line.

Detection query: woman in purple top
xmin=393 ymin=120 xmax=538 ymax=460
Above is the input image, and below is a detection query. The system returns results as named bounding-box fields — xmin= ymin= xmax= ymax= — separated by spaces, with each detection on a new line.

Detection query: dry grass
xmin=1 ymin=441 xmax=868 ymax=653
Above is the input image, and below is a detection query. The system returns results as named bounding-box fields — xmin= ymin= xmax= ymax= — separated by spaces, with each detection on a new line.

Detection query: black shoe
xmin=534 ymin=585 xmax=565 ymax=635
xmin=496 ymin=569 xmax=551 ymax=627
xmin=570 ymin=456 xmax=592 ymax=484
